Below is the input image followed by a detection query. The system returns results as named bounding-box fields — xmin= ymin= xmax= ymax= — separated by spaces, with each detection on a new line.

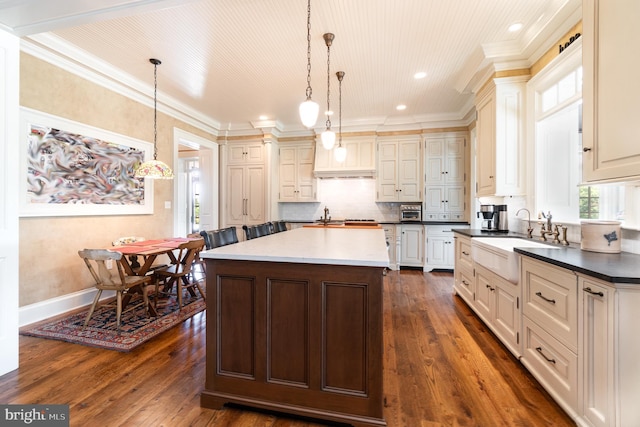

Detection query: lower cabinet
xmin=474 ymin=264 xmax=521 ymax=357
xmin=520 ymin=257 xmax=579 ymax=417
xmin=424 ymin=224 xmax=468 ymax=271
xmin=399 ymin=224 xmax=423 ymax=267
xmin=453 ymin=238 xmax=640 ymax=427
xmin=382 ymin=224 xmax=397 ymax=270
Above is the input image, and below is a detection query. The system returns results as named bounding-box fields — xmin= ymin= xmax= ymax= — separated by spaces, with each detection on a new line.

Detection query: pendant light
xmin=334 ymin=71 xmax=347 ymax=163
xmin=321 ymin=33 xmax=336 ymax=150
xmin=299 ymin=0 xmax=319 ymax=128
xmin=134 ymin=58 xmax=174 ymax=179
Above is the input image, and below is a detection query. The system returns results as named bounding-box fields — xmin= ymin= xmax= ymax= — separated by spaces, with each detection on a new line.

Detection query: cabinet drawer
xmin=521 ymin=317 xmax=578 ymax=411
xmin=522 ymin=257 xmax=577 ymax=352
xmin=455 ymin=270 xmax=474 ymax=304
xmin=455 ymin=237 xmax=473 ymax=274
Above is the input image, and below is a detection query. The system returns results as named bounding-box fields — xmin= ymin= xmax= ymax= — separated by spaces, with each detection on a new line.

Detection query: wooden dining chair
xmin=78 ymin=249 xmax=153 ymax=331
xmin=187 ymin=233 xmax=206 ymax=282
xmin=154 ymin=238 xmax=206 ymax=309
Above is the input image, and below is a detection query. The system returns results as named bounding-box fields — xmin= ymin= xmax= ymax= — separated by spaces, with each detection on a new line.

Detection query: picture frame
xmin=19 ymin=107 xmax=154 ymax=217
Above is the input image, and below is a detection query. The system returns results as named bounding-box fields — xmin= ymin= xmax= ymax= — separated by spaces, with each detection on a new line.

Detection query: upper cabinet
xmin=376 ymin=136 xmax=422 ymax=202
xmin=313 ymin=137 xmax=375 ymax=178
xmin=423 ymin=134 xmax=466 ymax=221
xmin=475 ymin=76 xmax=527 ymax=197
xmin=279 ymin=143 xmax=317 ymax=202
xmin=582 ymin=0 xmax=640 ymax=183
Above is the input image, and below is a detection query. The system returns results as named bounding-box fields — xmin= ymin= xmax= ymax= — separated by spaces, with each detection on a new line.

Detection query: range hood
xmin=313 ymin=139 xmax=376 ymax=178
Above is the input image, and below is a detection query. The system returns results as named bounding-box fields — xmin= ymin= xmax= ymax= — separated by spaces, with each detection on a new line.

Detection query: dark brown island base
xmin=200 ymin=227 xmax=390 ymax=427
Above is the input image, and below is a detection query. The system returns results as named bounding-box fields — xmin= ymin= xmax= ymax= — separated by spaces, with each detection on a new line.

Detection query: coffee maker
xmin=495 ymin=204 xmax=509 ymax=232
xmin=478 ymin=204 xmax=497 ymax=231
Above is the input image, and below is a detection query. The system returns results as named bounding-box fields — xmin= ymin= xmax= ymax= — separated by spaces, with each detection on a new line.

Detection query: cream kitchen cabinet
xmin=520 ymin=256 xmax=579 ymax=419
xmin=227 ymin=142 xmax=265 ymax=165
xmin=578 ymin=274 xmax=640 ymax=427
xmin=279 ymin=144 xmax=316 ymax=202
xmin=453 ymin=234 xmax=474 ymax=305
xmin=474 ymin=264 xmax=521 ymax=357
xmin=376 ymin=137 xmax=422 ymax=202
xmin=423 ymin=134 xmax=466 ymax=221
xmin=399 ymin=224 xmax=423 ymax=267
xmin=474 ymin=76 xmax=527 ymax=197
xmin=224 ymin=141 xmax=267 ymax=235
xmin=582 ymin=0 xmax=640 ymax=183
xmin=424 ymin=225 xmax=467 ymax=271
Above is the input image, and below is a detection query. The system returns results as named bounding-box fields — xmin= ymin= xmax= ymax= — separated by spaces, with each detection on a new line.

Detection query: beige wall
xmin=18 ymin=53 xmax=215 ymax=306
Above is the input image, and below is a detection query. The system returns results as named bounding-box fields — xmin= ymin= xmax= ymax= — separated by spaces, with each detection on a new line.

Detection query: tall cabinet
xmin=224 ymin=141 xmax=268 ymax=236
xmin=474 ymin=75 xmax=527 ymax=197
xmin=376 ymin=136 xmax=422 ymax=202
xmin=423 ymin=134 xmax=466 ymax=221
xmin=582 ymin=0 xmax=640 ymax=183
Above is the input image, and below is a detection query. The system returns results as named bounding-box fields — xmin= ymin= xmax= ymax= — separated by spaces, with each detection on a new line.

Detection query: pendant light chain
xmin=325 ymin=35 xmax=332 ymax=129
xmin=305 ymin=0 xmax=313 ymax=101
xmin=338 ymin=72 xmax=342 ymax=145
xmin=153 ymin=60 xmax=159 ymax=160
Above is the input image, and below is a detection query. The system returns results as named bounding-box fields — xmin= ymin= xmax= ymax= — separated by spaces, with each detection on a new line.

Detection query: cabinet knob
xmin=583 ymin=147 xmax=592 ymax=152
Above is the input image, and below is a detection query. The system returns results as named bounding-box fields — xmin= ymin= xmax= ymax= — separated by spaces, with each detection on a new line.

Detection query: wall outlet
xmin=106 ymin=259 xmax=113 ymax=270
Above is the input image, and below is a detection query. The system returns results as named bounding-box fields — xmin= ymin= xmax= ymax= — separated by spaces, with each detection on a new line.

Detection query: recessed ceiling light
xmin=259 ymin=115 xmax=268 ymax=120
xmin=414 ymin=71 xmax=427 ymax=79
xmin=508 ymin=22 xmax=523 ymax=32
xmin=396 ymin=104 xmax=407 ymax=111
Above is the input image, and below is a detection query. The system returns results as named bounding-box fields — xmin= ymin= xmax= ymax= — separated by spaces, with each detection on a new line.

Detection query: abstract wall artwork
xmin=20 ymin=108 xmax=154 ymax=216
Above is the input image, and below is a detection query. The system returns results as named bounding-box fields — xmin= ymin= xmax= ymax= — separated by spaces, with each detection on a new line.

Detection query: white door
xmin=198 ymin=147 xmax=217 ymax=231
xmin=0 ymin=29 xmax=20 ymax=376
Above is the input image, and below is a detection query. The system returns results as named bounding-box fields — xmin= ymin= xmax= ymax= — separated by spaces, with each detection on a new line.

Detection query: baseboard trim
xmin=19 ymin=288 xmax=115 ymax=328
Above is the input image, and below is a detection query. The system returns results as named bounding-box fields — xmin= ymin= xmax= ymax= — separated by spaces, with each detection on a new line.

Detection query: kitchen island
xmin=200 ymin=227 xmax=389 ymax=427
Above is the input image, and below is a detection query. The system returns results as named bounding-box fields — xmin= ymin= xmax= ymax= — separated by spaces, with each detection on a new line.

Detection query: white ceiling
xmin=1 ymin=0 xmax=581 ymax=135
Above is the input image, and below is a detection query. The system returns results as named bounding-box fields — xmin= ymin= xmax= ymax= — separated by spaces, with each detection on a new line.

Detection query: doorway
xmin=173 ymin=129 xmax=219 ymax=237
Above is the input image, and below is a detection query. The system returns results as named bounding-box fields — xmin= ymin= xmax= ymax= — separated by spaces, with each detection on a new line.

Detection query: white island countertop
xmin=200 ymin=227 xmax=389 ymax=268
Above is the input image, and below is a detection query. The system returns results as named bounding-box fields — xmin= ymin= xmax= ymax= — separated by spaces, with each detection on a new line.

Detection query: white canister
xmin=580 ymin=220 xmax=622 ymax=253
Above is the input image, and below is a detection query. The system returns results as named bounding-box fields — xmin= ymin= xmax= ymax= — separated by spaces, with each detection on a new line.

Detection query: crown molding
xmin=21 ymin=33 xmax=221 ymax=136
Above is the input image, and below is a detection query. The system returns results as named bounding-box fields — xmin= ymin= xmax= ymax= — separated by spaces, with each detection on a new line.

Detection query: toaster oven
xmin=400 ymin=204 xmax=422 ymax=222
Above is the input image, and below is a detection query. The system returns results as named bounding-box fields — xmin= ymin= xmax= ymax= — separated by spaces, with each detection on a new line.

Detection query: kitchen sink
xmin=471 ymin=238 xmax=561 ymax=283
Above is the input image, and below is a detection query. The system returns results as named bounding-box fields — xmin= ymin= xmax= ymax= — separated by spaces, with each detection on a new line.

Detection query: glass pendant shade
xmin=321 ymin=129 xmax=336 ymax=150
xmin=334 ymin=145 xmax=347 ymax=162
xmin=299 ymin=99 xmax=319 ymax=128
xmin=134 ymin=159 xmax=174 ymax=179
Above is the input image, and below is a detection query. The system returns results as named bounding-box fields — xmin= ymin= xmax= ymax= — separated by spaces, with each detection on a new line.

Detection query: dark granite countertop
xmin=453 ymin=228 xmax=640 ymax=284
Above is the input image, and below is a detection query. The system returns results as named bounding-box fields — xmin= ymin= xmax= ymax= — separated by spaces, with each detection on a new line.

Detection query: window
xmin=579 ymin=186 xmax=599 ymax=219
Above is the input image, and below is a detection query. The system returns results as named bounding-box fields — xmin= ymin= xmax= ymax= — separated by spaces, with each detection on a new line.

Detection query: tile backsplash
xmin=279 ymin=178 xmax=399 ymax=222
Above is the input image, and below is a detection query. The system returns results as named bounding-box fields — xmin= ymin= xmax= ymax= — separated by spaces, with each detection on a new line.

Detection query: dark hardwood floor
xmin=0 ymin=271 xmax=575 ymax=426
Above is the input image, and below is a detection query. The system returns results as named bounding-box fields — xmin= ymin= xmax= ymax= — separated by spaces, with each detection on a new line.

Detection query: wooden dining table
xmin=110 ymin=237 xmax=201 ymax=316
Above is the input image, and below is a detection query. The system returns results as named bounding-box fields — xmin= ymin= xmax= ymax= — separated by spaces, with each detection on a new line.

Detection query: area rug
xmin=20 ymin=292 xmax=206 ymax=352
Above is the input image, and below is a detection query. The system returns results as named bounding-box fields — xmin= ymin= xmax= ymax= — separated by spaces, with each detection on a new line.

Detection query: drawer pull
xmin=462 ymin=280 xmax=470 ymax=287
xmin=462 ymin=251 xmax=470 ymax=256
xmin=535 ymin=291 xmax=556 ymax=304
xmin=583 ymin=287 xmax=604 ymax=297
xmin=535 ymin=347 xmax=556 ymax=364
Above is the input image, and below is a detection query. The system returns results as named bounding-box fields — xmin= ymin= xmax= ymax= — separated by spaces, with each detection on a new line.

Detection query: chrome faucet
xmin=538 ymin=211 xmax=569 ymax=245
xmin=516 ymin=208 xmax=534 ymax=238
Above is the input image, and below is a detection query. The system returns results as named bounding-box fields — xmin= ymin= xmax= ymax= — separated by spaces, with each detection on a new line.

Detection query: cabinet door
xmin=445 ymin=186 xmax=465 ymax=213
xmin=474 ymin=266 xmax=493 ymax=323
xmin=279 ymin=147 xmax=297 ymax=202
xmin=296 ymin=146 xmax=316 ymax=201
xmin=445 ymin=137 xmax=465 ymax=184
xmin=583 ymin=0 xmax=640 ymax=182
xmin=228 ymin=166 xmax=246 ymax=223
xmin=426 ymin=236 xmax=449 ymax=268
xmin=377 ymin=142 xmax=399 ymax=201
xmin=425 ymin=138 xmax=445 ymax=185
xmin=245 ymin=165 xmax=265 ymax=223
xmin=424 ymin=187 xmax=445 ymax=213
xmin=580 ymin=277 xmax=613 ymax=427
xmin=493 ymin=276 xmax=520 ymax=355
xmin=476 ymin=92 xmax=496 ymax=197
xmin=400 ymin=225 xmax=423 ymax=266
xmin=397 ymin=141 xmax=421 ymax=201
